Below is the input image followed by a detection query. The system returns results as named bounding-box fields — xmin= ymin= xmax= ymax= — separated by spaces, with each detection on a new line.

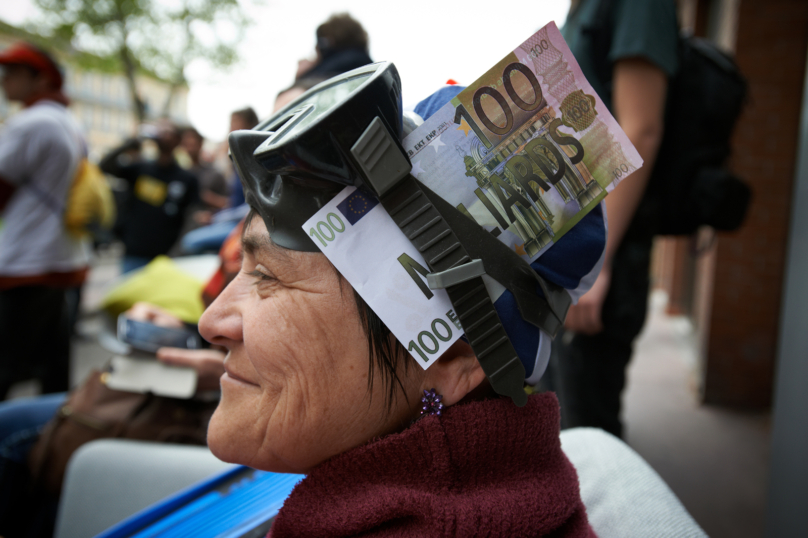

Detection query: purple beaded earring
xmin=420 ymin=388 xmax=444 ymax=417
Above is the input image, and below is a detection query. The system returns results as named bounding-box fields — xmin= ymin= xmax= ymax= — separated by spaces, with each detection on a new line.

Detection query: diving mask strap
xmin=353 ymin=116 xmax=569 ymax=407
xmin=379 ymin=174 xmax=528 ymax=407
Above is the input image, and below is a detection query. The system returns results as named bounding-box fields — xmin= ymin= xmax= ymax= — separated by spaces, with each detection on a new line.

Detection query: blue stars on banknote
xmin=336 ymin=188 xmax=379 ymax=225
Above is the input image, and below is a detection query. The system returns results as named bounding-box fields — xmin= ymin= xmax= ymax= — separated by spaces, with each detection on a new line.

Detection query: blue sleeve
xmin=229 ymin=173 xmax=245 ymax=207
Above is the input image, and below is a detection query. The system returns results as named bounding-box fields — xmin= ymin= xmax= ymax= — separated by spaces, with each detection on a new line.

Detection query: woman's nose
xmin=199 ymin=276 xmax=244 ymax=346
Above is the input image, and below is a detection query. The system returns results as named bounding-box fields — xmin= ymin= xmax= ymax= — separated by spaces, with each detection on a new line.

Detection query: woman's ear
xmin=423 ymin=339 xmax=487 ymax=406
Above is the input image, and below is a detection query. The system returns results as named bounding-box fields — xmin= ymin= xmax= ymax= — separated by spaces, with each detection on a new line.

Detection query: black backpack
xmin=588 ymin=0 xmax=751 ymax=235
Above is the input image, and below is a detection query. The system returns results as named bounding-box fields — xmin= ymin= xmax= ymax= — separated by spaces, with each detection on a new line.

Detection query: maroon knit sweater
xmin=268 ymin=392 xmax=596 ymax=537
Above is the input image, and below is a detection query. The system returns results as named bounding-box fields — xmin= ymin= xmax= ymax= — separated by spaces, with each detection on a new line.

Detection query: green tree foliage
xmin=34 ymin=0 xmax=248 ymax=122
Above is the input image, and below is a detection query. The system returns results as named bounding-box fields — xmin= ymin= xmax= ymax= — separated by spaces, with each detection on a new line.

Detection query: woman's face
xmin=199 ymin=216 xmax=423 ymax=473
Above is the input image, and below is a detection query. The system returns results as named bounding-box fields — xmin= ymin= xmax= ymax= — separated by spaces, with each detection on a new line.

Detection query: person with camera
xmin=100 ymin=119 xmax=200 ymax=273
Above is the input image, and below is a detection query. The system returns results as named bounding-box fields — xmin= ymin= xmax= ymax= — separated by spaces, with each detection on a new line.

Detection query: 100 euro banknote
xmin=304 ymin=22 xmax=642 ymax=367
xmin=402 ymin=21 xmax=643 ymax=261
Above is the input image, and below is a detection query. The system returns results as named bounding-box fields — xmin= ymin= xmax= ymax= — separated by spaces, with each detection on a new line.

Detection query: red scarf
xmin=269 ymin=392 xmax=596 ymax=537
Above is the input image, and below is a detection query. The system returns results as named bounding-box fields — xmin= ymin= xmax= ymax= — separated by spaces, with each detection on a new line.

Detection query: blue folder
xmin=95 ymin=466 xmax=305 ymax=538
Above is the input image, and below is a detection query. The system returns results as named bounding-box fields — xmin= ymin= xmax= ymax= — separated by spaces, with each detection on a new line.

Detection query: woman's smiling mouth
xmin=222 ymin=361 xmax=259 ymax=387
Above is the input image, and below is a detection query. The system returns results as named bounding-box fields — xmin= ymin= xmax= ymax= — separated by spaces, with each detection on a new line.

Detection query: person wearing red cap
xmin=0 ymin=42 xmax=88 ymax=398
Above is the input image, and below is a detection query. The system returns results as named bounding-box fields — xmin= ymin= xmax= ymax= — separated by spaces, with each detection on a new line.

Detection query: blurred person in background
xmin=0 ymin=42 xmax=88 ymax=399
xmin=181 ymin=18 xmax=364 ymax=260
xmin=180 ymin=107 xmax=258 ymax=254
xmin=295 ymin=13 xmax=373 ymax=81
xmin=181 ymin=126 xmax=229 ymax=218
xmin=541 ymin=0 xmax=678 ymax=438
xmin=100 ymin=119 xmax=199 ymax=273
xmin=0 ymin=238 xmax=234 ymax=538
xmin=174 ymin=126 xmax=229 ymax=254
xmin=183 ymin=11 xmax=373 ymax=256
xmin=222 ymin=107 xmax=259 ymax=209
xmin=0 ymin=78 xmax=371 ymax=535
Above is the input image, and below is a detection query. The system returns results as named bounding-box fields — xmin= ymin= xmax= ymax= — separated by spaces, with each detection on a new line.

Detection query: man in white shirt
xmin=0 ymin=42 xmax=87 ymax=398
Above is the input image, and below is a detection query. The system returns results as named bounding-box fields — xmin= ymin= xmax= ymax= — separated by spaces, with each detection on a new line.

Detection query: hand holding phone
xmin=110 ymin=314 xmax=204 ymax=398
xmin=117 ymin=314 xmax=202 ymax=354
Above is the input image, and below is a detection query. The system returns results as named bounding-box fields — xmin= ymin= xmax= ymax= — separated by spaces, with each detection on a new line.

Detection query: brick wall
xmin=653 ymin=237 xmax=694 ymax=316
xmin=699 ymin=0 xmax=808 ymax=407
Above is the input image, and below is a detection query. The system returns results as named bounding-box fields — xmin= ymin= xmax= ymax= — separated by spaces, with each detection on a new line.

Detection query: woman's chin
xmin=206 ymin=394 xmax=298 ymax=473
xmin=206 ymin=404 xmax=245 ymax=464
xmin=206 ymin=393 xmax=266 ymax=465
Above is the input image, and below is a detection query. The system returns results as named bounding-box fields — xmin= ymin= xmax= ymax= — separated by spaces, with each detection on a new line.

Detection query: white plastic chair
xmin=56 ymin=428 xmax=707 ymax=538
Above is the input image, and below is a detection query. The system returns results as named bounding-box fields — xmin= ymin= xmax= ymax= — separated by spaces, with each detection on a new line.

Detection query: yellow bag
xmin=64 ymin=159 xmax=116 ymax=238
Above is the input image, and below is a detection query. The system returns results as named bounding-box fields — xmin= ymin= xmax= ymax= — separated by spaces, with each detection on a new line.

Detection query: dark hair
xmin=352 ymin=290 xmax=410 ymax=411
xmin=153 ymin=118 xmax=181 ymax=143
xmin=231 ymin=107 xmax=260 ymax=130
xmin=243 ymin=209 xmax=409 ymax=410
xmin=316 ymin=13 xmax=369 ymax=53
xmin=182 ymin=126 xmax=204 ymax=143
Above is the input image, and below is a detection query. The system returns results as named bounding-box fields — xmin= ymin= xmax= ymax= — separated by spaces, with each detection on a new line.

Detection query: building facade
xmin=0 ymin=20 xmax=188 ymax=161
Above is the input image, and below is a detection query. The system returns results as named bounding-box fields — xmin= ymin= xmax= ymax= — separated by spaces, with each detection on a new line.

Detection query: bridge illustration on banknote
xmin=458 ymin=105 xmax=604 ymax=258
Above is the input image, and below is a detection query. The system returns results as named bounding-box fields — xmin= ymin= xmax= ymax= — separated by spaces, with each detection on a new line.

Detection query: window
xmin=83 ymin=72 xmax=94 ymax=94
xmin=101 ymin=108 xmax=111 ymax=131
xmin=82 ymin=106 xmax=94 ymax=131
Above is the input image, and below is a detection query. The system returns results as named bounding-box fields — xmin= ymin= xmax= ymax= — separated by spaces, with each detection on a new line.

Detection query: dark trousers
xmin=0 ymin=286 xmax=71 ymax=399
xmin=541 ymin=238 xmax=653 ymax=438
xmin=0 ymin=394 xmax=66 ymax=538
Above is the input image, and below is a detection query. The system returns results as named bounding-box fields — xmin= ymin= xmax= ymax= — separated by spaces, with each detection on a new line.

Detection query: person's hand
xmin=564 ymin=265 xmax=612 ymax=335
xmin=126 ymin=302 xmax=184 ymax=329
xmin=156 ymin=347 xmax=226 ymax=392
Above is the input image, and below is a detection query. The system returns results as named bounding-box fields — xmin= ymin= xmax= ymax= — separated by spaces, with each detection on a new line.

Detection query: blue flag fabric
xmin=337 ymin=188 xmax=379 ymax=225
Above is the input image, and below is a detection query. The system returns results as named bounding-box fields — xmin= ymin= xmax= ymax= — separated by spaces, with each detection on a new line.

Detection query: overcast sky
xmin=0 ymin=0 xmax=571 ymax=141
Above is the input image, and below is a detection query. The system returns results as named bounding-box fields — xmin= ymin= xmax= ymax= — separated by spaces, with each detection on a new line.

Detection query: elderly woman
xmin=199 ymin=63 xmax=606 ymax=537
